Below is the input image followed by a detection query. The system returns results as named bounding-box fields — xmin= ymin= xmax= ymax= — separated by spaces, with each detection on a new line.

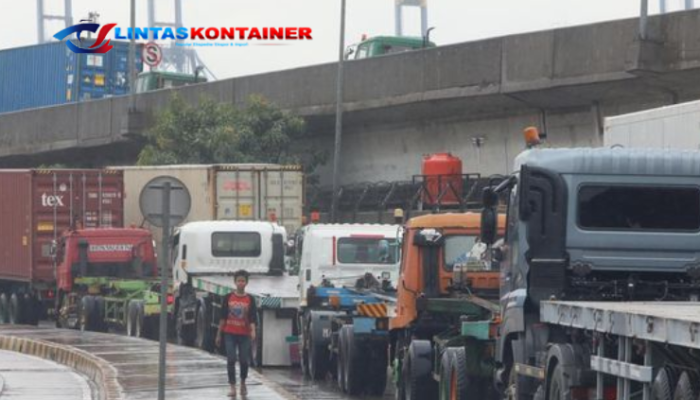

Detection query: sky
xmin=0 ymin=0 xmax=694 ymax=80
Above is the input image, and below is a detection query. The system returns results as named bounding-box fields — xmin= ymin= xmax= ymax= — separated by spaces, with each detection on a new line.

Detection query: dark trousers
xmin=224 ymin=333 xmax=252 ymax=384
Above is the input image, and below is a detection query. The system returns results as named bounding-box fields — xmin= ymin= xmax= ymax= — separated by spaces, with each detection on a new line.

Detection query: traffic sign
xmin=143 ymin=42 xmax=163 ymax=68
xmin=139 ymin=176 xmax=191 ymax=228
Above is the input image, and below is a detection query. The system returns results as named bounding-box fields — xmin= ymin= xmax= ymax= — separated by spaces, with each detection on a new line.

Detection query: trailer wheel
xmin=337 ymin=325 xmax=349 ymax=392
xmin=403 ymin=340 xmax=437 ymax=400
xmin=673 ymin=372 xmax=699 ymax=400
xmin=653 ymin=367 xmax=680 ymax=400
xmin=0 ymin=293 xmax=9 ymax=324
xmin=439 ymin=349 xmax=457 ymax=400
xmin=79 ymin=296 xmax=96 ymax=332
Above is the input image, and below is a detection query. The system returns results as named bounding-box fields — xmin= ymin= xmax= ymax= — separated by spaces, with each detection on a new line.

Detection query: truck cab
xmin=481 ymin=145 xmax=700 ymax=399
xmin=296 ymin=223 xmax=401 ymax=306
xmin=55 ymin=228 xmax=156 ymax=293
xmin=348 ymin=35 xmax=436 ymax=60
xmin=172 ymin=220 xmax=287 ymax=286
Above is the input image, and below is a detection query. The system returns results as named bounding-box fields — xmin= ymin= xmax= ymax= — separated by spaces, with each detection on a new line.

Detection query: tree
xmin=137 ymin=94 xmax=327 ymax=177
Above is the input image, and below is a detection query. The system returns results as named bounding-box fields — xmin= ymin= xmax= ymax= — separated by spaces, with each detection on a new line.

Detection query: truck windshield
xmin=578 ymin=185 xmax=700 ymax=231
xmin=443 ymin=235 xmax=481 ymax=271
xmin=337 ymin=237 xmax=398 ymax=264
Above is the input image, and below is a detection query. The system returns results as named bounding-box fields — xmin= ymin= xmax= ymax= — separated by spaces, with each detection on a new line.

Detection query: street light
xmin=330 ymin=0 xmax=347 ymax=223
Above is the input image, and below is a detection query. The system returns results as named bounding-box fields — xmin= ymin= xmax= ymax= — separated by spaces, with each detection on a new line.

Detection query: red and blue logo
xmin=53 ymin=23 xmax=117 ymax=54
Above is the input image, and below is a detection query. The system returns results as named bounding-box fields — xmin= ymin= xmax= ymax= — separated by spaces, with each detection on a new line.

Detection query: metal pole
xmin=659 ymin=0 xmax=667 ymax=13
xmin=596 ymin=337 xmax=604 ymax=400
xmin=421 ymin=6 xmax=428 ymax=37
xmin=65 ymin=0 xmax=73 ymax=27
xmin=330 ymin=0 xmax=346 ymax=223
xmin=640 ymin=0 xmax=649 ymax=40
xmin=37 ymin=0 xmax=45 ymax=43
xmin=642 ymin=341 xmax=652 ymax=400
xmin=129 ymin=0 xmax=137 ymax=110
xmin=158 ymin=182 xmax=171 ymax=400
xmin=686 ymin=0 xmax=693 ymax=9
xmin=395 ymin=4 xmax=402 ymax=36
xmin=147 ymin=0 xmax=155 ymax=40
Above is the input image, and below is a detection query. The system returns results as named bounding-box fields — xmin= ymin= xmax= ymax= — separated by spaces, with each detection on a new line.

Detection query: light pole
xmin=129 ymin=0 xmax=137 ymax=110
xmin=330 ymin=0 xmax=347 ymax=223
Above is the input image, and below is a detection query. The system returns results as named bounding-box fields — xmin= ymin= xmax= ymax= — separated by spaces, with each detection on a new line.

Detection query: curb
xmin=0 ymin=334 xmax=123 ymax=400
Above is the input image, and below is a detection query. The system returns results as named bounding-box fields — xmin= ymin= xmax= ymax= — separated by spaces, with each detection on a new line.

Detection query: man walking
xmin=216 ymin=270 xmax=258 ymax=397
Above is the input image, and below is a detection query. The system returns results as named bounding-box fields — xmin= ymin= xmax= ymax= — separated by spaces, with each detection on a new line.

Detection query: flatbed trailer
xmin=539 ymin=301 xmax=700 ymax=400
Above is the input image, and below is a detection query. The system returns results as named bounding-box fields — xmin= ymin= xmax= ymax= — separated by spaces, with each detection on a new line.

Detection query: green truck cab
xmin=348 ymin=35 xmax=436 ymax=60
xmin=136 ymin=70 xmax=208 ymax=93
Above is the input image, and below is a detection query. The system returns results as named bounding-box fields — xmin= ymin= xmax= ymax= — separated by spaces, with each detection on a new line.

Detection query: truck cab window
xmin=578 ymin=185 xmax=700 ymax=231
xmin=443 ymin=235 xmax=478 ymax=271
xmin=337 ymin=238 xmax=398 ymax=264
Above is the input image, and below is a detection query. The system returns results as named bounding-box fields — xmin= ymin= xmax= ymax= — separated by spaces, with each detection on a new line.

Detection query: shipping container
xmin=604 ymin=100 xmax=700 ymax=149
xmin=0 ymin=40 xmax=143 ymax=114
xmin=111 ymin=164 xmax=304 ymax=241
xmin=0 ymin=169 xmax=124 ymax=321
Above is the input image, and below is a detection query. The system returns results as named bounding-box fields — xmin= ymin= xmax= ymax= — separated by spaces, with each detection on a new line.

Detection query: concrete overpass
xmin=3 ymin=10 xmax=700 ymax=186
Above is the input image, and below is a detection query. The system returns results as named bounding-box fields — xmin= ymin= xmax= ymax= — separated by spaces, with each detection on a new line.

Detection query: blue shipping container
xmin=0 ymin=40 xmax=143 ymax=114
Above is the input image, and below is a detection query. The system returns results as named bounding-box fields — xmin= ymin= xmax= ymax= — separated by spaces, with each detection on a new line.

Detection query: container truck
xmin=296 ymin=223 xmax=401 ymax=395
xmin=0 ymin=40 xmax=143 ymax=114
xmin=474 ymin=128 xmax=700 ymax=400
xmin=604 ymin=100 xmax=700 ymax=149
xmin=109 ymin=164 xmax=304 ymax=243
xmin=53 ymin=227 xmax=168 ymax=339
xmin=0 ymin=169 xmax=124 ymax=325
xmin=171 ymin=220 xmax=300 ymax=366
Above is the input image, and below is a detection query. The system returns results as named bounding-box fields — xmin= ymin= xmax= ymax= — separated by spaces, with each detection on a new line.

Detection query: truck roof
xmin=64 ymin=228 xmax=152 ymax=238
xmin=108 ymin=163 xmax=301 ymax=171
xmin=178 ymin=220 xmax=285 ymax=234
xmin=515 ymin=147 xmax=700 ymax=176
xmin=302 ymin=223 xmax=400 ymax=235
xmin=406 ymin=213 xmax=506 ymax=230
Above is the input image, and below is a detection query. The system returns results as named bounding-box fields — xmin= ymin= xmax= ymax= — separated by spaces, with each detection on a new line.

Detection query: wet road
xmin=0 ymin=325 xmax=293 ymax=400
xmin=0 ymin=349 xmax=94 ymax=400
xmin=258 ymin=367 xmax=395 ymax=400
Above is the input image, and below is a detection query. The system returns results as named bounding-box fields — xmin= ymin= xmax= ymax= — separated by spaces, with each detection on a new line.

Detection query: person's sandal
xmin=228 ymin=385 xmax=237 ymax=397
xmin=240 ymin=383 xmax=247 ymax=396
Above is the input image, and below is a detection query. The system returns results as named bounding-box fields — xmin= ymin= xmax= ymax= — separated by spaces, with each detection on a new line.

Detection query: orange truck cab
xmin=391 ymin=212 xmax=505 ymax=331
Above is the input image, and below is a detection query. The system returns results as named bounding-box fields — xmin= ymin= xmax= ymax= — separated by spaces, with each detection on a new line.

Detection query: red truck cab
xmin=55 ymin=228 xmax=157 ymax=293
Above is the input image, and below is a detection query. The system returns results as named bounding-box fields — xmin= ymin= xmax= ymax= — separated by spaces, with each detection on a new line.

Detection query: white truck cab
xmin=296 ymin=224 xmax=401 ymax=306
xmin=172 ymin=220 xmax=287 ymax=284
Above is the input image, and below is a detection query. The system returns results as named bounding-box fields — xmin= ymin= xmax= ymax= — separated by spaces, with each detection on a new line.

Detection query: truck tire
xmin=547 ymin=361 xmax=573 ymax=400
xmin=439 ymin=348 xmax=457 ymax=400
xmin=337 ymin=325 xmax=349 ymax=392
xmin=674 ymin=372 xmax=699 ymax=400
xmin=446 ymin=348 xmax=470 ymax=400
xmin=79 ymin=296 xmax=96 ymax=332
xmin=654 ymin=367 xmax=680 ymax=400
xmin=403 ymin=340 xmax=436 ymax=400
xmin=9 ymin=293 xmax=21 ymax=324
xmin=0 ymin=293 xmax=9 ymax=324
xmin=93 ymin=297 xmax=106 ymax=332
xmin=309 ymin=327 xmax=329 ymax=380
xmin=135 ymin=301 xmax=146 ymax=338
xmin=127 ymin=301 xmax=138 ymax=337
xmin=195 ymin=299 xmax=212 ymax=351
xmin=344 ymin=326 xmax=365 ymax=395
xmin=368 ymin=341 xmax=389 ymax=396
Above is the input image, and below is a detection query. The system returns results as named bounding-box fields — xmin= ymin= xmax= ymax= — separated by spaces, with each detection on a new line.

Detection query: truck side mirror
xmin=481 ymin=207 xmax=497 ymax=246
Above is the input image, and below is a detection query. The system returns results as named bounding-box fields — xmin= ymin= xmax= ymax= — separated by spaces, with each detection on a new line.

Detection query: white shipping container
xmin=604 ymin=100 xmax=700 ymax=149
xmin=108 ymin=164 xmax=304 ymax=241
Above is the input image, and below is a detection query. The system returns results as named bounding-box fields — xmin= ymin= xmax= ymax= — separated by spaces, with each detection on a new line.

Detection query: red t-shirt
xmin=221 ymin=293 xmax=258 ymax=336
